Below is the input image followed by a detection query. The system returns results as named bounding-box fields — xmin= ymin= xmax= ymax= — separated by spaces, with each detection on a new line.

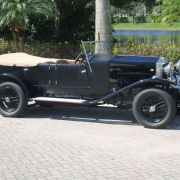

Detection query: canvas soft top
xmin=0 ymin=53 xmax=74 ymax=67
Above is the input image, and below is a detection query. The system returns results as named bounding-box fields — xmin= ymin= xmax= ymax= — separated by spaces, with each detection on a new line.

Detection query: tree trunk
xmin=17 ymin=30 xmax=25 ymax=52
xmin=19 ymin=36 xmax=24 ymax=52
xmin=95 ymin=0 xmax=112 ymax=54
xmin=11 ymin=29 xmax=19 ymax=52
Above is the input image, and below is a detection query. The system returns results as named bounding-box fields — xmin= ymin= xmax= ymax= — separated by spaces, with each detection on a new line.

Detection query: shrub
xmin=112 ymin=42 xmax=180 ymax=63
xmin=0 ymin=39 xmax=81 ymax=59
xmin=134 ymin=16 xmax=147 ymax=24
xmin=0 ymin=39 xmax=15 ymax=54
xmin=0 ymin=39 xmax=180 ymax=63
xmin=119 ymin=17 xmax=129 ymax=23
xmin=113 ymin=17 xmax=129 ymax=24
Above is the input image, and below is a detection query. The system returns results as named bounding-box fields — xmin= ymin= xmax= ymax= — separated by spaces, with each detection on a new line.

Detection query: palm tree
xmin=153 ymin=0 xmax=180 ymax=24
xmin=0 ymin=0 xmax=56 ymax=52
xmin=95 ymin=0 xmax=112 ymax=54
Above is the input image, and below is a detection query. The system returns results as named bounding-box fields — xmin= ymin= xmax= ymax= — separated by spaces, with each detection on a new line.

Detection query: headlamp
xmin=164 ymin=62 xmax=174 ymax=77
xmin=175 ymin=60 xmax=180 ymax=74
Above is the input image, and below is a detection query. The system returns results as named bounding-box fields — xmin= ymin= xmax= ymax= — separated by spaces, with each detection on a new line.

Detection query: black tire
xmin=133 ymin=88 xmax=176 ymax=129
xmin=0 ymin=82 xmax=27 ymax=117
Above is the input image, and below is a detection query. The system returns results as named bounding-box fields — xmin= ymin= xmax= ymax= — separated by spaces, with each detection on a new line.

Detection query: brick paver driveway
xmin=0 ymin=106 xmax=179 ymax=180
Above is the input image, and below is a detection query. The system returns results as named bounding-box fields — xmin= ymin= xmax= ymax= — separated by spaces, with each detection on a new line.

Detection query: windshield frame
xmin=81 ymin=41 xmax=106 ymax=72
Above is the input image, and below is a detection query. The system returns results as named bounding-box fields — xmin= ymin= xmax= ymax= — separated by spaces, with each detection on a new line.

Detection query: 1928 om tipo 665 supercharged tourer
xmin=0 ymin=41 xmax=179 ymax=129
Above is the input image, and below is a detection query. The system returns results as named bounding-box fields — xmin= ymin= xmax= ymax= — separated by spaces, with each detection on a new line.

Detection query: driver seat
xmin=56 ymin=59 xmax=75 ymax=64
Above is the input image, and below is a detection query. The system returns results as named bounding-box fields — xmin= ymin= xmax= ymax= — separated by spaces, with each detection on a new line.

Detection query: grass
xmin=113 ymin=22 xmax=180 ymax=31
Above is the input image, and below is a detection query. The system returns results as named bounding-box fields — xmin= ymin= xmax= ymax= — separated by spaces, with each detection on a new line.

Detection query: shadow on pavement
xmin=22 ymin=105 xmax=180 ymax=129
xmin=25 ymin=105 xmax=138 ymax=126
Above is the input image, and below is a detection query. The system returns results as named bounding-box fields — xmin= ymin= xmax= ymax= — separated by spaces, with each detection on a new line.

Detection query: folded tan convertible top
xmin=0 ymin=53 xmax=74 ymax=67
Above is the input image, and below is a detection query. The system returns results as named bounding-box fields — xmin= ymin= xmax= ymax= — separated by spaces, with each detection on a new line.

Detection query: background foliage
xmin=113 ymin=42 xmax=180 ymax=62
xmin=0 ymin=0 xmax=180 ymax=60
xmin=0 ymin=38 xmax=80 ymax=59
xmin=53 ymin=0 xmax=95 ymax=43
xmin=153 ymin=0 xmax=180 ymax=24
xmin=0 ymin=38 xmax=179 ymax=63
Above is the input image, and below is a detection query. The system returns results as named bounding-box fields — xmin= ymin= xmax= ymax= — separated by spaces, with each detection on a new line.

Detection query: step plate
xmin=30 ymin=97 xmax=87 ymax=104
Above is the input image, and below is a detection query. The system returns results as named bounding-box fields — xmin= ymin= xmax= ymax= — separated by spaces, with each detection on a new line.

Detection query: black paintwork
xmin=0 ymin=54 xmax=177 ymax=105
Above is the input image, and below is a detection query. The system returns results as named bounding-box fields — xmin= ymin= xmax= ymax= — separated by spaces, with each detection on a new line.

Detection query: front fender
xmin=90 ymin=78 xmax=173 ymax=105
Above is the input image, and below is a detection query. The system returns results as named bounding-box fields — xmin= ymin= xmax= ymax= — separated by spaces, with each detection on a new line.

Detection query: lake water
xmin=113 ymin=30 xmax=180 ymax=45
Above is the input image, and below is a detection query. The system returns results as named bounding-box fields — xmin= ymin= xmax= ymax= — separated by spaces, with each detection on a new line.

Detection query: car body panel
xmin=0 ymin=51 xmax=179 ymax=105
xmin=111 ymin=55 xmax=159 ymax=66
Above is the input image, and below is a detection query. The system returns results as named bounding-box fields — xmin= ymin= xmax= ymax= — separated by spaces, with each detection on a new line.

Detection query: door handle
xmin=81 ymin=69 xmax=86 ymax=74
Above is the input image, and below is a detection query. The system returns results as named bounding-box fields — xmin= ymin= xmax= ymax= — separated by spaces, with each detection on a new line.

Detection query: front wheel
xmin=133 ymin=88 xmax=176 ymax=129
xmin=0 ymin=82 xmax=27 ymax=117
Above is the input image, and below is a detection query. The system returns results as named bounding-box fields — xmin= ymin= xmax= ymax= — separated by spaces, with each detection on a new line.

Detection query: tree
xmin=0 ymin=0 xmax=56 ymax=52
xmin=111 ymin=0 xmax=132 ymax=9
xmin=153 ymin=0 xmax=180 ymax=24
xmin=54 ymin=0 xmax=95 ymax=43
xmin=111 ymin=0 xmax=156 ymax=13
xmin=95 ymin=0 xmax=112 ymax=54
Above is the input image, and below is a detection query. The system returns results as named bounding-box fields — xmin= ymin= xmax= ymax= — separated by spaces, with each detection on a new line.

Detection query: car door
xmin=53 ymin=59 xmax=110 ymax=96
xmin=24 ymin=64 xmax=50 ymax=87
xmin=56 ymin=64 xmax=90 ymax=89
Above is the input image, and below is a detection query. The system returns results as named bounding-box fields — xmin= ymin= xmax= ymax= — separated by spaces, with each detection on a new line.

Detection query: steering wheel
xmin=75 ymin=51 xmax=86 ymax=64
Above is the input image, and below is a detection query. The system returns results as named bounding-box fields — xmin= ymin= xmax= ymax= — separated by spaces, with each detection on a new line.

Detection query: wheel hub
xmin=5 ymin=97 xmax=11 ymax=103
xmin=140 ymin=95 xmax=168 ymax=124
xmin=149 ymin=105 xmax=156 ymax=113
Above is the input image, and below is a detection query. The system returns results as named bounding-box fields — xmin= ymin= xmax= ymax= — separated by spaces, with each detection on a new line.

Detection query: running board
xmin=30 ymin=97 xmax=88 ymax=104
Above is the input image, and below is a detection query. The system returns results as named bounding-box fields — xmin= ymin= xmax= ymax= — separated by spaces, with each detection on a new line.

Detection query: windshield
xmin=81 ymin=41 xmax=107 ymax=61
xmin=81 ymin=41 xmax=108 ymax=72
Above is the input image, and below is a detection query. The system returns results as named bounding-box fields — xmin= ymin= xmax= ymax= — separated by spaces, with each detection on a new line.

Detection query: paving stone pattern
xmin=0 ymin=106 xmax=179 ymax=180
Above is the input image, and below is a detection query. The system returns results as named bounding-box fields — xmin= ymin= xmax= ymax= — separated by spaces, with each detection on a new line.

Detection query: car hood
xmin=111 ymin=56 xmax=159 ymax=66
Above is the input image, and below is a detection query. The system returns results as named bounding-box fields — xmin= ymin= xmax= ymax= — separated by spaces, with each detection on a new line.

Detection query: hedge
xmin=112 ymin=42 xmax=180 ymax=63
xmin=0 ymin=39 xmax=180 ymax=63
xmin=0 ymin=39 xmax=80 ymax=59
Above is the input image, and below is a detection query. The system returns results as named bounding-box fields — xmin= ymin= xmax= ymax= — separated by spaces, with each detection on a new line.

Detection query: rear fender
xmin=0 ymin=73 xmax=31 ymax=97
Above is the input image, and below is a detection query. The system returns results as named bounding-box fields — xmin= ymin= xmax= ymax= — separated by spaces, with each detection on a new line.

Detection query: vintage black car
xmin=0 ymin=41 xmax=179 ymax=129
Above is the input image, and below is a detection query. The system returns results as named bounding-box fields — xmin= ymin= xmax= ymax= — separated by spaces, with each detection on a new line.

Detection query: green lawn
xmin=113 ymin=23 xmax=180 ymax=31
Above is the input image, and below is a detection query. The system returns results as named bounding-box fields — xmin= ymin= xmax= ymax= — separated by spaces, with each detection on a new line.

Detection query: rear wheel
xmin=133 ymin=88 xmax=176 ymax=129
xmin=0 ymin=82 xmax=27 ymax=117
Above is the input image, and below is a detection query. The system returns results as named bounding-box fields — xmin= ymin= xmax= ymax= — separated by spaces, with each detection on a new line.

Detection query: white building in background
xmin=112 ymin=3 xmax=147 ymax=19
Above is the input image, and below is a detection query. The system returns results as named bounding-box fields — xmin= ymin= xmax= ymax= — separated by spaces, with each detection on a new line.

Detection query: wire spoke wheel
xmin=0 ymin=82 xmax=27 ymax=117
xmin=140 ymin=95 xmax=168 ymax=123
xmin=0 ymin=86 xmax=20 ymax=113
xmin=133 ymin=89 xmax=176 ymax=129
